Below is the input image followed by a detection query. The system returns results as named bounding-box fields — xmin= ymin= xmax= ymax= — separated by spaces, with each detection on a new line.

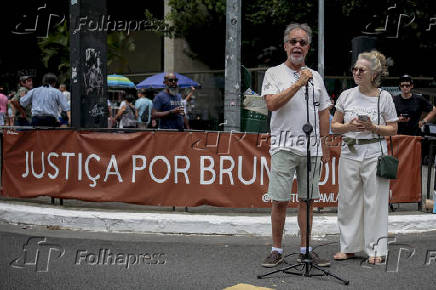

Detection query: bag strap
xmin=377 ymin=90 xmax=395 ymax=156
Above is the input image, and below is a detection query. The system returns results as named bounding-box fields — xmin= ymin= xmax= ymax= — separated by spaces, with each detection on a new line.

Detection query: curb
xmin=1 ymin=201 xmax=436 ymax=236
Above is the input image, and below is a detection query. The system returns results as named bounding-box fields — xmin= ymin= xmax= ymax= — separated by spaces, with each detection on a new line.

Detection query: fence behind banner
xmin=0 ymin=129 xmax=422 ymax=208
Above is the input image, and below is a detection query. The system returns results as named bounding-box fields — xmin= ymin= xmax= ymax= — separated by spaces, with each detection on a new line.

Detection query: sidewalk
xmin=0 ymin=165 xmax=434 ymax=236
xmin=0 ymin=195 xmax=435 ymax=237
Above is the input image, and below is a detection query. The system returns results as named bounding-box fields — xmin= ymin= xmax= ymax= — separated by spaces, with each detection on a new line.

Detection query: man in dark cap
xmin=393 ymin=74 xmax=436 ymax=136
xmin=20 ymin=73 xmax=70 ymax=127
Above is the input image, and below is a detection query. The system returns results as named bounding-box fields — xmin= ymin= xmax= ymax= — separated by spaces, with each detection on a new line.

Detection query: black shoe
xmin=261 ymin=251 xmax=284 ymax=268
xmin=297 ymin=252 xmax=330 ymax=267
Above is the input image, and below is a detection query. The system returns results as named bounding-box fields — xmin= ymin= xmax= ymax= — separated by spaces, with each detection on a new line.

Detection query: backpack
xmin=122 ymin=104 xmax=137 ymax=128
xmin=140 ymin=104 xmax=150 ymax=123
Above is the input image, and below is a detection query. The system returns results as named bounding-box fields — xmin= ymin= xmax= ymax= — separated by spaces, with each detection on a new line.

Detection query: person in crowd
xmin=0 ymin=88 xmax=8 ymax=126
xmin=393 ymin=74 xmax=436 ymax=136
xmin=20 ymin=73 xmax=70 ymax=127
xmin=331 ymin=51 xmax=398 ymax=264
xmin=152 ymin=72 xmax=186 ymax=131
xmin=7 ymin=91 xmax=16 ymax=125
xmin=135 ymin=88 xmax=153 ymax=128
xmin=260 ymin=23 xmax=331 ymax=268
xmin=107 ymin=99 xmax=115 ymax=128
xmin=58 ymin=83 xmax=71 ymax=127
xmin=59 ymin=84 xmax=71 ymax=105
xmin=11 ymin=75 xmax=33 ymax=126
xmin=115 ymin=94 xmax=138 ymax=128
xmin=182 ymin=86 xmax=196 ymax=129
xmin=145 ymin=89 xmax=157 ymax=128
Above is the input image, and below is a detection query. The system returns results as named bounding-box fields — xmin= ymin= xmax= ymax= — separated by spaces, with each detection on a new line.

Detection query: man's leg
xmin=262 ymin=151 xmax=295 ymax=267
xmin=262 ymin=200 xmax=288 ymax=267
xmin=272 ymin=201 xmax=289 ymax=248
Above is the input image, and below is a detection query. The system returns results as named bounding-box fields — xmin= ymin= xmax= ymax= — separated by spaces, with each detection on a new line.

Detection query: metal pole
xmin=318 ymin=0 xmax=325 ymax=79
xmin=224 ymin=0 xmax=241 ymax=132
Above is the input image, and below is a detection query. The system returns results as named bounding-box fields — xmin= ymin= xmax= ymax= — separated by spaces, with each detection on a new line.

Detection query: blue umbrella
xmin=107 ymin=74 xmax=136 ymax=88
xmin=136 ymin=72 xmax=200 ymax=89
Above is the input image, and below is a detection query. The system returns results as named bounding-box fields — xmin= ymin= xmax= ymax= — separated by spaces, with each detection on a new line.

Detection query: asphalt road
xmin=1 ymin=223 xmax=435 ymax=290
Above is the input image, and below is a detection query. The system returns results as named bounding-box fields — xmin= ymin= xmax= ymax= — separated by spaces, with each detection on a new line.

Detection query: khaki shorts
xmin=267 ymin=150 xmax=321 ymax=201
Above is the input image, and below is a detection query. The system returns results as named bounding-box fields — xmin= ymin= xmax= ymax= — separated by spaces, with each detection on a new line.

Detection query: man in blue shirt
xmin=135 ymin=88 xmax=153 ymax=128
xmin=152 ymin=72 xmax=185 ymax=131
xmin=20 ymin=73 xmax=70 ymax=127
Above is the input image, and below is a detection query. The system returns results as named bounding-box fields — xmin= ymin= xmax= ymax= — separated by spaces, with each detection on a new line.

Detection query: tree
xmin=167 ymin=0 xmax=316 ymax=69
xmin=167 ymin=0 xmax=436 ymax=78
xmin=38 ymin=21 xmax=70 ymax=84
xmin=38 ymin=22 xmax=136 ymax=84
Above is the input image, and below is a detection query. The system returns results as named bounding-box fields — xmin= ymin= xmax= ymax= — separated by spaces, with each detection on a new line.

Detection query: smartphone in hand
xmin=358 ymin=115 xmax=370 ymax=122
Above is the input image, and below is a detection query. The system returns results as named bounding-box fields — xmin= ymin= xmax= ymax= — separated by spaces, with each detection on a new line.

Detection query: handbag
xmin=376 ymin=90 xmax=399 ymax=179
xmin=377 ymin=154 xmax=399 ymax=179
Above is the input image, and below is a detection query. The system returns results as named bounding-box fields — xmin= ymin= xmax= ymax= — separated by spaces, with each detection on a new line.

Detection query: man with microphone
xmin=261 ymin=23 xmax=331 ymax=267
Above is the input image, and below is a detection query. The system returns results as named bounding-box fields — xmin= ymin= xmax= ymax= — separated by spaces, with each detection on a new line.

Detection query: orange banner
xmin=1 ymin=130 xmax=421 ymax=207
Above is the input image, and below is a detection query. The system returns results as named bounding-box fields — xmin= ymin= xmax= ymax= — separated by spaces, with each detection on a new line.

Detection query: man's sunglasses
xmin=287 ymin=38 xmax=308 ymax=46
xmin=167 ymin=78 xmax=178 ymax=83
xmin=400 ymin=84 xmax=411 ymax=88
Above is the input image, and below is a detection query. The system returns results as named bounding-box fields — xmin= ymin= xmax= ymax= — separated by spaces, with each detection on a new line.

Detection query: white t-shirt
xmin=335 ymin=87 xmax=399 ymax=161
xmin=62 ymin=91 xmax=71 ymax=106
xmin=261 ymin=63 xmax=331 ymax=156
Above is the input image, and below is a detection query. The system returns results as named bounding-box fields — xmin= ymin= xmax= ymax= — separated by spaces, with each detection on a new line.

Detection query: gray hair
xmin=357 ymin=50 xmax=388 ymax=87
xmin=284 ymin=23 xmax=312 ymax=44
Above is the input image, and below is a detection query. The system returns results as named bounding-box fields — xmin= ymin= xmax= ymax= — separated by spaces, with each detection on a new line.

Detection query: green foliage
xmin=38 ymin=22 xmax=70 ymax=84
xmin=107 ymin=32 xmax=136 ymax=72
xmin=38 ymin=21 xmax=137 ymax=84
xmin=167 ymin=0 xmax=316 ymax=69
xmin=167 ymin=0 xmax=436 ymax=76
xmin=167 ymin=0 xmax=227 ymax=68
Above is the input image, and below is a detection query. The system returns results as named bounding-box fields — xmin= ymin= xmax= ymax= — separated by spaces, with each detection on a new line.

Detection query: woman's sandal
xmin=333 ymin=252 xmax=355 ymax=260
xmin=367 ymin=256 xmax=386 ymax=265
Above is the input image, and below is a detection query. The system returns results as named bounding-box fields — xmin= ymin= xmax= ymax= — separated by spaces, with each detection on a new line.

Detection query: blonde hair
xmin=357 ymin=50 xmax=388 ymax=87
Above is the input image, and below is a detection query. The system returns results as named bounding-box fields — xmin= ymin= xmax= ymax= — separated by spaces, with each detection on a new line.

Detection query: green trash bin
xmin=241 ymin=109 xmax=268 ymax=133
xmin=240 ymin=65 xmax=269 ymax=133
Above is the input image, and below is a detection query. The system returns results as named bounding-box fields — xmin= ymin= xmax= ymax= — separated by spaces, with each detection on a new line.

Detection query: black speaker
xmin=351 ymin=36 xmax=377 ymax=66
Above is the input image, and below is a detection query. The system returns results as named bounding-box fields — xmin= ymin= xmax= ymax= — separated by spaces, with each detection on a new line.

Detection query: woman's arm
xmin=368 ymin=121 xmax=397 ymax=136
xmin=331 ymin=111 xmax=361 ymax=134
xmin=114 ymin=105 xmax=126 ymax=120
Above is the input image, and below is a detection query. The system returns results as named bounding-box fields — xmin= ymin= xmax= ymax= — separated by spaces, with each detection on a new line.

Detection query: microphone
xmin=300 ymin=66 xmax=313 ymax=84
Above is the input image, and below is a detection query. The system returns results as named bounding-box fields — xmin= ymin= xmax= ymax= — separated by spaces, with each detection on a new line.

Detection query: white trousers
xmin=337 ymin=156 xmax=389 ymax=257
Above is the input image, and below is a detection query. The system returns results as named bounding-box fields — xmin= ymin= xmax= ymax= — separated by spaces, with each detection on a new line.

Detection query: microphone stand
xmin=258 ymin=78 xmax=349 ymax=285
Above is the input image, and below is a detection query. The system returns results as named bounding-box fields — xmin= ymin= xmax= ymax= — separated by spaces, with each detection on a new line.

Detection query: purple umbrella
xmin=136 ymin=72 xmax=200 ymax=89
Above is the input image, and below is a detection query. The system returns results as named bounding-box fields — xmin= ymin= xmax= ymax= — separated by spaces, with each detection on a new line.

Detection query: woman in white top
xmin=331 ymin=50 xmax=398 ymax=264
xmin=115 ymin=94 xmax=138 ymax=128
